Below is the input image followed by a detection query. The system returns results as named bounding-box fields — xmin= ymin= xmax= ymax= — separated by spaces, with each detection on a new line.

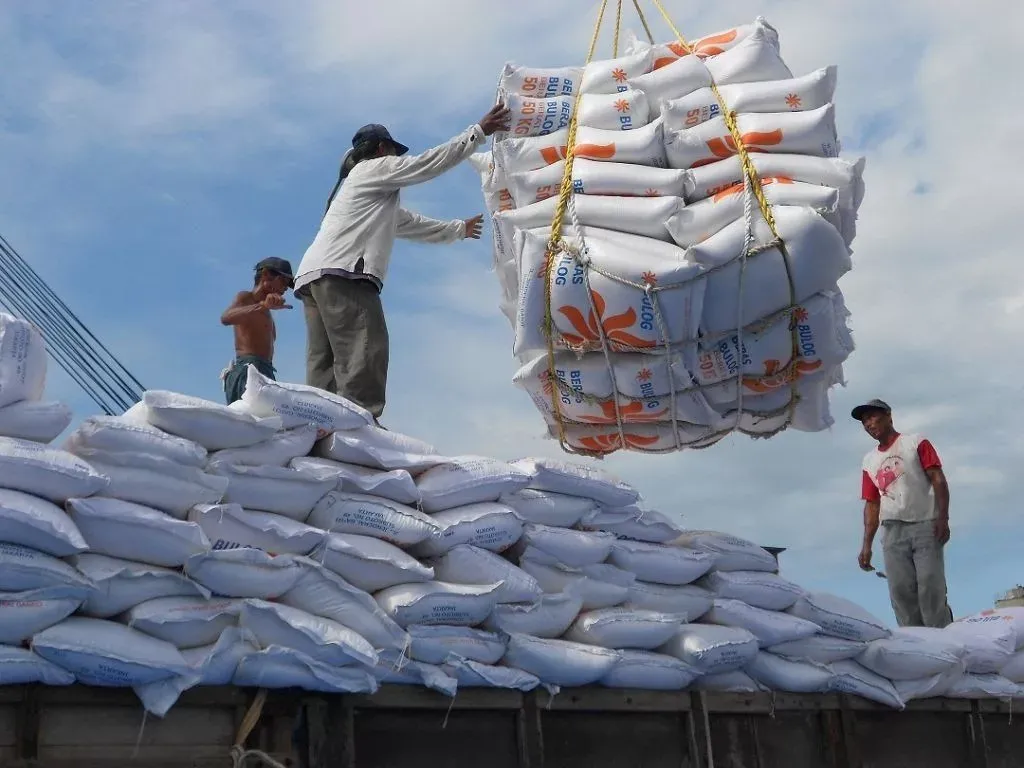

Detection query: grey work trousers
xmin=881 ymin=520 xmax=953 ymax=628
xmin=301 ymin=275 xmax=389 ymax=418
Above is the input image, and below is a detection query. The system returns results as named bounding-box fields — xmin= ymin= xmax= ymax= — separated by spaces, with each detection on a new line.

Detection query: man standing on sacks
xmin=293 ymin=104 xmax=511 ymax=422
xmin=855 ymin=398 xmax=953 ymax=628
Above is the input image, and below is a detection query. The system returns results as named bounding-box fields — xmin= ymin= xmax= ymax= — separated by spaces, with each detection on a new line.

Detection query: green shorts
xmin=223 ymin=355 xmax=275 ymax=405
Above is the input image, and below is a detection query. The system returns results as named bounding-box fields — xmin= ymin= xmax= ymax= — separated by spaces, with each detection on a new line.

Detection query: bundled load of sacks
xmin=1 ymin=314 xmax=1022 ymax=717
xmin=470 ymin=17 xmax=863 ymax=455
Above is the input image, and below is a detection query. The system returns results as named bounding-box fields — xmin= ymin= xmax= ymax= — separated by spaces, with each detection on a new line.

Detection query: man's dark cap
xmin=255 ymin=257 xmax=294 ymax=288
xmin=851 ymin=398 xmax=892 ymax=421
xmin=352 ymin=124 xmax=409 ymax=156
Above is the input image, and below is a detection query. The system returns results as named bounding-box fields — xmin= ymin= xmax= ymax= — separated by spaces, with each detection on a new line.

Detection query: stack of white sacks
xmin=2 ymin=322 xmax=1022 ymax=715
xmin=470 ymin=18 xmax=863 ymax=455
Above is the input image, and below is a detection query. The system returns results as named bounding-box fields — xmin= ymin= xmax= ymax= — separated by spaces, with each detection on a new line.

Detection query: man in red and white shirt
xmin=854 ymin=399 xmax=953 ymax=627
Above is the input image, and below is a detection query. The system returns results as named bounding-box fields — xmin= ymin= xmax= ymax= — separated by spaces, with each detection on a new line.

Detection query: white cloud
xmin=2 ymin=0 xmax=1022 ymax=621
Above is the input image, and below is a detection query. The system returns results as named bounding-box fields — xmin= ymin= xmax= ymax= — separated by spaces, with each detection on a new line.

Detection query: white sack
xmin=0 ymin=400 xmax=72 ymax=443
xmin=74 ymin=553 xmax=210 ymax=618
xmin=315 ymin=425 xmax=442 ymax=472
xmin=281 ymin=558 xmax=408 ymax=651
xmin=291 ymin=457 xmax=420 ymax=506
xmin=626 ymin=581 xmax=714 ymax=619
xmin=0 ymin=644 xmax=75 ymax=685
xmin=695 ymin=669 xmax=767 ymax=693
xmin=0 ymin=437 xmax=109 ymax=503
xmin=581 ymin=49 xmax=653 ymax=95
xmin=599 ymin=650 xmax=699 ymax=690
xmin=233 ymin=646 xmax=378 ymax=693
xmin=566 ymin=607 xmax=684 ymax=650
xmin=134 ymin=627 xmax=258 ymax=717
xmin=705 ymin=598 xmax=820 ymax=647
xmin=513 ymin=226 xmax=705 ymax=357
xmin=519 ymin=559 xmax=631 ymax=611
xmin=699 ymin=571 xmax=804 ymax=611
xmin=658 ymin=624 xmax=759 ymax=674
xmin=0 ymin=314 xmax=46 ymax=408
xmin=945 ymin=673 xmax=1024 ymax=700
xmin=0 ymin=488 xmax=87 ymax=556
xmin=0 ymin=585 xmax=89 ymax=644
xmin=431 ymin=545 xmax=542 ymax=604
xmin=503 ymin=633 xmax=621 ymax=686
xmin=857 ymin=632 xmax=964 ymax=680
xmin=240 ymin=365 xmax=372 ymax=432
xmin=494 ymin=119 xmax=667 ymax=174
xmin=208 ymin=425 xmax=319 ymax=468
xmin=375 ymin=581 xmax=503 ymax=628
xmin=64 ymin=415 xmax=207 ymax=467
xmin=503 ymin=93 xmax=574 ymax=138
xmin=67 ymin=497 xmax=209 ymax=568
xmin=578 ymin=88 xmax=650 ymax=131
xmin=31 ymin=616 xmax=190 ymax=686
xmin=0 ymin=543 xmax=89 ymax=591
xmin=829 ymin=660 xmax=905 ymax=708
xmin=210 ymin=463 xmax=334 ymax=520
xmin=609 ymin=541 xmax=714 ymax=586
xmin=769 ymin=635 xmax=866 ymax=664
xmin=408 ymin=624 xmax=506 ymax=665
xmin=954 ymin=607 xmax=1024 ymax=650
xmin=515 ymin=457 xmax=639 ymax=506
xmin=184 ymin=549 xmax=302 ymax=599
xmin=1002 ymin=650 xmax=1024 ymax=683
xmin=485 ymin=591 xmax=583 ymax=639
xmin=580 ymin=507 xmax=683 ymax=544
xmin=370 ymin=650 xmax=457 ymax=696
xmin=241 ymin=599 xmax=377 ymax=667
xmin=442 ymin=655 xmax=542 ymax=691
xmin=673 ymin=531 xmax=776 ymax=572
xmin=893 ymin=666 xmax=965 ymax=702
xmin=414 ymin=503 xmax=523 ymax=557
xmin=76 ymin=449 xmax=228 ymax=519
xmin=126 ymin=596 xmax=241 ymax=649
xmin=937 ymin=622 xmax=1016 ymax=674
xmin=315 ymin=532 xmax=433 ymax=593
xmin=141 ymin=391 xmax=280 ymax=451
xmin=626 ymin=19 xmax=773 ymax=66
xmin=415 ymin=458 xmax=532 ymax=513
xmin=787 ymin=592 xmax=890 ymax=642
xmin=517 ymin=523 xmax=615 ymax=567
xmin=508 ymin=158 xmax=685 ymax=206
xmin=498 ymin=488 xmax=596 ymax=528
xmin=746 ymin=651 xmax=831 ymax=693
xmin=662 ymin=67 xmax=838 ymax=132
xmin=499 ymin=64 xmax=581 ymax=98
xmin=189 ymin=503 xmax=324 ymax=556
xmin=307 ymin=491 xmax=437 ymax=546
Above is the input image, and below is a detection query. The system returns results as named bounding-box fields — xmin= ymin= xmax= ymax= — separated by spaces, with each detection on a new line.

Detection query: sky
xmin=2 ymin=0 xmax=1022 ymax=626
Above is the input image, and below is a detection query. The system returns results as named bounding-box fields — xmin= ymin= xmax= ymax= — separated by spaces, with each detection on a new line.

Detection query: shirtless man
xmin=219 ymin=257 xmax=294 ymax=404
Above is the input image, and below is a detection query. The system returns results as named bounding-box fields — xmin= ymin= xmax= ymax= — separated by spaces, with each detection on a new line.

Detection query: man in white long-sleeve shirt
xmin=293 ymin=104 xmax=509 ymax=419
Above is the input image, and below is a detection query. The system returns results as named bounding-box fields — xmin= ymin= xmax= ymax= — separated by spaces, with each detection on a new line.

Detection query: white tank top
xmin=862 ymin=433 xmax=936 ymax=523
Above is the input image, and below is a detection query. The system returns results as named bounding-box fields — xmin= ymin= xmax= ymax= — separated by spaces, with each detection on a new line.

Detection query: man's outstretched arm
xmin=394 ymin=209 xmax=482 ymax=244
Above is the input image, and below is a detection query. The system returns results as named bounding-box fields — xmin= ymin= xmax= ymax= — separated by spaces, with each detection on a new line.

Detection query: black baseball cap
xmin=254 ymin=257 xmax=294 ymax=288
xmin=851 ymin=399 xmax=891 ymax=421
xmin=352 ymin=123 xmax=409 ymax=156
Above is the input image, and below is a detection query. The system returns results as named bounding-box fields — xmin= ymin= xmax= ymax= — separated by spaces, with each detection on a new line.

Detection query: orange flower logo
xmin=612 ymin=68 xmax=628 ymax=83
xmin=636 ymin=368 xmax=653 ymax=382
xmin=742 ymin=358 xmax=823 ymax=393
xmin=614 ymin=99 xmax=631 ymax=113
xmin=578 ymin=432 xmax=660 ymax=453
xmin=791 ymin=306 xmax=809 ymax=324
xmin=558 ymin=290 xmax=657 ymax=349
xmin=694 ymin=129 xmax=784 ymax=168
xmin=785 ymin=93 xmax=802 ymax=109
xmin=644 ymin=188 xmax=660 ymax=197
xmin=580 ymin=400 xmax=669 ymax=425
xmin=641 ymin=271 xmax=658 ymax=286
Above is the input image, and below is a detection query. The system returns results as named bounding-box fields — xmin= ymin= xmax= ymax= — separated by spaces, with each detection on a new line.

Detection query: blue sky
xmin=2 ymin=1 xmax=1021 ymax=624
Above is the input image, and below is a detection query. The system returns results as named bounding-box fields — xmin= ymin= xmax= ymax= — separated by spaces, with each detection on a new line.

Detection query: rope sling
xmin=535 ymin=0 xmax=804 ymax=457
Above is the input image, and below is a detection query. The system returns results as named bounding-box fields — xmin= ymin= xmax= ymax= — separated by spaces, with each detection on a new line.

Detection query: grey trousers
xmin=301 ymin=275 xmax=389 ymax=418
xmin=881 ymin=520 xmax=953 ymax=628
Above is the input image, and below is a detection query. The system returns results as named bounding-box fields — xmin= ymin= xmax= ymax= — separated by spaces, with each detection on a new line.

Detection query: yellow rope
xmin=542 ymin=0 xmax=609 ymax=453
xmin=613 ymin=0 xmax=623 ymax=57
xmin=648 ymin=0 xmax=802 ymax=427
xmin=631 ymin=0 xmax=655 ymax=43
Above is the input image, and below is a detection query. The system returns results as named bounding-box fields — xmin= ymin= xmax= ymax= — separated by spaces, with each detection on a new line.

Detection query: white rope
xmin=731 ymin=167 xmax=758 ymax=432
xmin=231 ymin=745 xmax=290 ymax=768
